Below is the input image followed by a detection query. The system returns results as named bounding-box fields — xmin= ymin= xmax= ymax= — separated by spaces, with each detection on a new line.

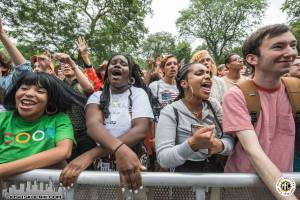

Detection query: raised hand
xmin=76 ymin=36 xmax=88 ymax=55
xmin=53 ymin=52 xmax=76 ymax=68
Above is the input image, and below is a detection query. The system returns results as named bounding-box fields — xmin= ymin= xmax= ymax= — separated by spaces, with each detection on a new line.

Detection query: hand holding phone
xmin=188 ymin=125 xmax=215 ymax=151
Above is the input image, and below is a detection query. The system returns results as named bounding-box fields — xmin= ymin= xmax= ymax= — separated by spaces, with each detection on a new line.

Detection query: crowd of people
xmin=1 ymin=15 xmax=300 ymax=199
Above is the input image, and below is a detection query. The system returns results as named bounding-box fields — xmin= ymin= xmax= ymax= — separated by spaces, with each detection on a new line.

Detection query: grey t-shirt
xmin=149 ymin=80 xmax=179 ymax=107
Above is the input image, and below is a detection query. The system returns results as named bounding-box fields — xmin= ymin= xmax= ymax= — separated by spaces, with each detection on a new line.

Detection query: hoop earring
xmin=46 ymin=104 xmax=58 ymax=115
xmin=128 ymin=77 xmax=135 ymax=85
xmin=186 ymin=86 xmax=194 ymax=101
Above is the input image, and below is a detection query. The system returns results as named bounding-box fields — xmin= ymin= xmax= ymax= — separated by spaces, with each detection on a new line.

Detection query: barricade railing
xmin=2 ymin=170 xmax=300 ymax=200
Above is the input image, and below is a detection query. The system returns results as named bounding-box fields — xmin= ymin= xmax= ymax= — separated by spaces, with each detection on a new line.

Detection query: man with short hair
xmin=222 ymin=24 xmax=298 ymax=199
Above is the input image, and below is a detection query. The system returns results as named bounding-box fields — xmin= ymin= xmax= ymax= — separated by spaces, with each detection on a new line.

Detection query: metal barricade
xmin=2 ymin=170 xmax=300 ymax=200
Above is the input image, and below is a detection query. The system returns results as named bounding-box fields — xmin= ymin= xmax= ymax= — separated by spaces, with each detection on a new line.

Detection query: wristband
xmin=84 ymin=62 xmax=92 ymax=68
xmin=113 ymin=142 xmax=124 ymax=155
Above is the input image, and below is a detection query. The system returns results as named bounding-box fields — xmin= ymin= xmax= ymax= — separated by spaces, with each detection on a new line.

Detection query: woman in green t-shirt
xmin=0 ymin=72 xmax=86 ymax=176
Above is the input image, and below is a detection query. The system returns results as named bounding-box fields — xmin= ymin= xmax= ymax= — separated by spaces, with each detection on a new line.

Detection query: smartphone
xmin=191 ymin=124 xmax=205 ymax=134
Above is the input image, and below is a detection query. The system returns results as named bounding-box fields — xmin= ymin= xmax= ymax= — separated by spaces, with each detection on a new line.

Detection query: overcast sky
xmin=144 ymin=0 xmax=288 ymax=49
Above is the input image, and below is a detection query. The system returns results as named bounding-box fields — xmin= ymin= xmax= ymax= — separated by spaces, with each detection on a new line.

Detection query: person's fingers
xmin=80 ymin=36 xmax=84 ymax=42
xmin=130 ymin=169 xmax=142 ymax=191
xmin=65 ymin=166 xmax=80 ymax=186
xmin=124 ymin=173 xmax=133 ymax=190
xmin=75 ymin=39 xmax=79 ymax=47
xmin=140 ymin=165 xmax=147 ymax=171
xmin=59 ymin=168 xmax=70 ymax=187
xmin=119 ymin=172 xmax=126 ymax=190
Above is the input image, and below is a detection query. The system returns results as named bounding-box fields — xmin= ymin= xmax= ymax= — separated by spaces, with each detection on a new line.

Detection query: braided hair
xmin=175 ymin=62 xmax=197 ymax=101
xmin=99 ymin=53 xmax=155 ymax=119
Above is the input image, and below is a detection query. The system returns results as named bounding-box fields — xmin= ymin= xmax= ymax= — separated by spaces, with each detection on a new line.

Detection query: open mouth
xmin=200 ymin=82 xmax=212 ymax=93
xmin=20 ymin=99 xmax=36 ymax=110
xmin=111 ymin=68 xmax=122 ymax=79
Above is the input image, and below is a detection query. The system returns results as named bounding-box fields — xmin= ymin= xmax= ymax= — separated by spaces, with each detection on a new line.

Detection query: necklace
xmin=192 ymin=111 xmax=202 ymax=120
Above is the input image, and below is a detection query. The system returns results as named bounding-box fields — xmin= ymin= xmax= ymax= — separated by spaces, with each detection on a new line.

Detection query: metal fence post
xmin=63 ymin=186 xmax=75 ymax=200
xmin=195 ymin=186 xmax=205 ymax=200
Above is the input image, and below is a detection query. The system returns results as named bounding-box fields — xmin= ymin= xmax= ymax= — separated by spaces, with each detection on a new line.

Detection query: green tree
xmin=141 ymin=32 xmax=176 ymax=59
xmin=282 ymin=0 xmax=300 ymax=52
xmin=282 ymin=0 xmax=300 ymax=23
xmin=173 ymin=41 xmax=192 ymax=64
xmin=139 ymin=32 xmax=192 ymax=68
xmin=0 ymin=0 xmax=152 ymax=65
xmin=176 ymin=0 xmax=267 ymax=64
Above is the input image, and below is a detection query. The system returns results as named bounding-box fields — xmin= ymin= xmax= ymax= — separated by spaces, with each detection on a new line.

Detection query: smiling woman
xmin=0 ymin=72 xmax=86 ymax=176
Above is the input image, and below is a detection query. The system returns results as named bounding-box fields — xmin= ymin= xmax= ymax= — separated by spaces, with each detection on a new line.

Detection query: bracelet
xmin=84 ymin=62 xmax=92 ymax=68
xmin=113 ymin=142 xmax=124 ymax=155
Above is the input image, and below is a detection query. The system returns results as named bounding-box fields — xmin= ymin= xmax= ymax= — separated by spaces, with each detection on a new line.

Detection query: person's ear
xmin=180 ymin=80 xmax=189 ymax=89
xmin=246 ymin=54 xmax=258 ymax=66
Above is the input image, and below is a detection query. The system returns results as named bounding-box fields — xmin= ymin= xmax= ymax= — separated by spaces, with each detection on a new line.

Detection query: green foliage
xmin=282 ymin=0 xmax=300 ymax=52
xmin=176 ymin=0 xmax=267 ymax=64
xmin=173 ymin=41 xmax=192 ymax=63
xmin=139 ymin=31 xmax=192 ymax=68
xmin=0 ymin=43 xmax=9 ymax=59
xmin=282 ymin=0 xmax=300 ymax=23
xmin=141 ymin=32 xmax=176 ymax=59
xmin=290 ymin=21 xmax=300 ymax=52
xmin=0 ymin=0 xmax=152 ymax=65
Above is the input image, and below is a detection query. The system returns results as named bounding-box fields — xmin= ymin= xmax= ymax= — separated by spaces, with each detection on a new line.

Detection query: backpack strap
xmin=281 ymin=77 xmax=300 ymax=118
xmin=206 ymin=101 xmax=224 ymax=138
xmin=237 ymin=80 xmax=261 ymax=125
xmin=172 ymin=106 xmax=179 ymax=144
xmin=281 ymin=77 xmax=300 ymax=155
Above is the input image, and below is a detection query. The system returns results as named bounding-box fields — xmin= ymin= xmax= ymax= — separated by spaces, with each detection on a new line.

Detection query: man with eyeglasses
xmin=287 ymin=56 xmax=300 ymax=79
xmin=222 ymin=53 xmax=246 ymax=93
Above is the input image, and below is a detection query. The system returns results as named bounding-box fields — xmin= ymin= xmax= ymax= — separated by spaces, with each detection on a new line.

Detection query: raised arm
xmin=0 ymin=17 xmax=25 ymax=65
xmin=76 ymin=37 xmax=103 ymax=91
xmin=237 ymin=130 xmax=297 ymax=200
xmin=54 ymin=53 xmax=94 ymax=93
xmin=0 ymin=139 xmax=73 ymax=177
xmin=76 ymin=36 xmax=92 ymax=66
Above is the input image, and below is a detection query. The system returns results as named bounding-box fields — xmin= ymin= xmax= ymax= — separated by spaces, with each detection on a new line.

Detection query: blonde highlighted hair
xmin=191 ymin=50 xmax=217 ymax=75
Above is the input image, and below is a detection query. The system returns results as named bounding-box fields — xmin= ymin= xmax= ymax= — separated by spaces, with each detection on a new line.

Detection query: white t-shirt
xmin=149 ymin=79 xmax=179 ymax=107
xmin=86 ymin=86 xmax=154 ymax=138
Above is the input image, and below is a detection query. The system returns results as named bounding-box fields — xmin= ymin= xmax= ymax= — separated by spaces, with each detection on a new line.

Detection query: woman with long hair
xmin=155 ymin=62 xmax=233 ymax=172
xmin=191 ymin=50 xmax=226 ymax=103
xmin=60 ymin=54 xmax=154 ymax=195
